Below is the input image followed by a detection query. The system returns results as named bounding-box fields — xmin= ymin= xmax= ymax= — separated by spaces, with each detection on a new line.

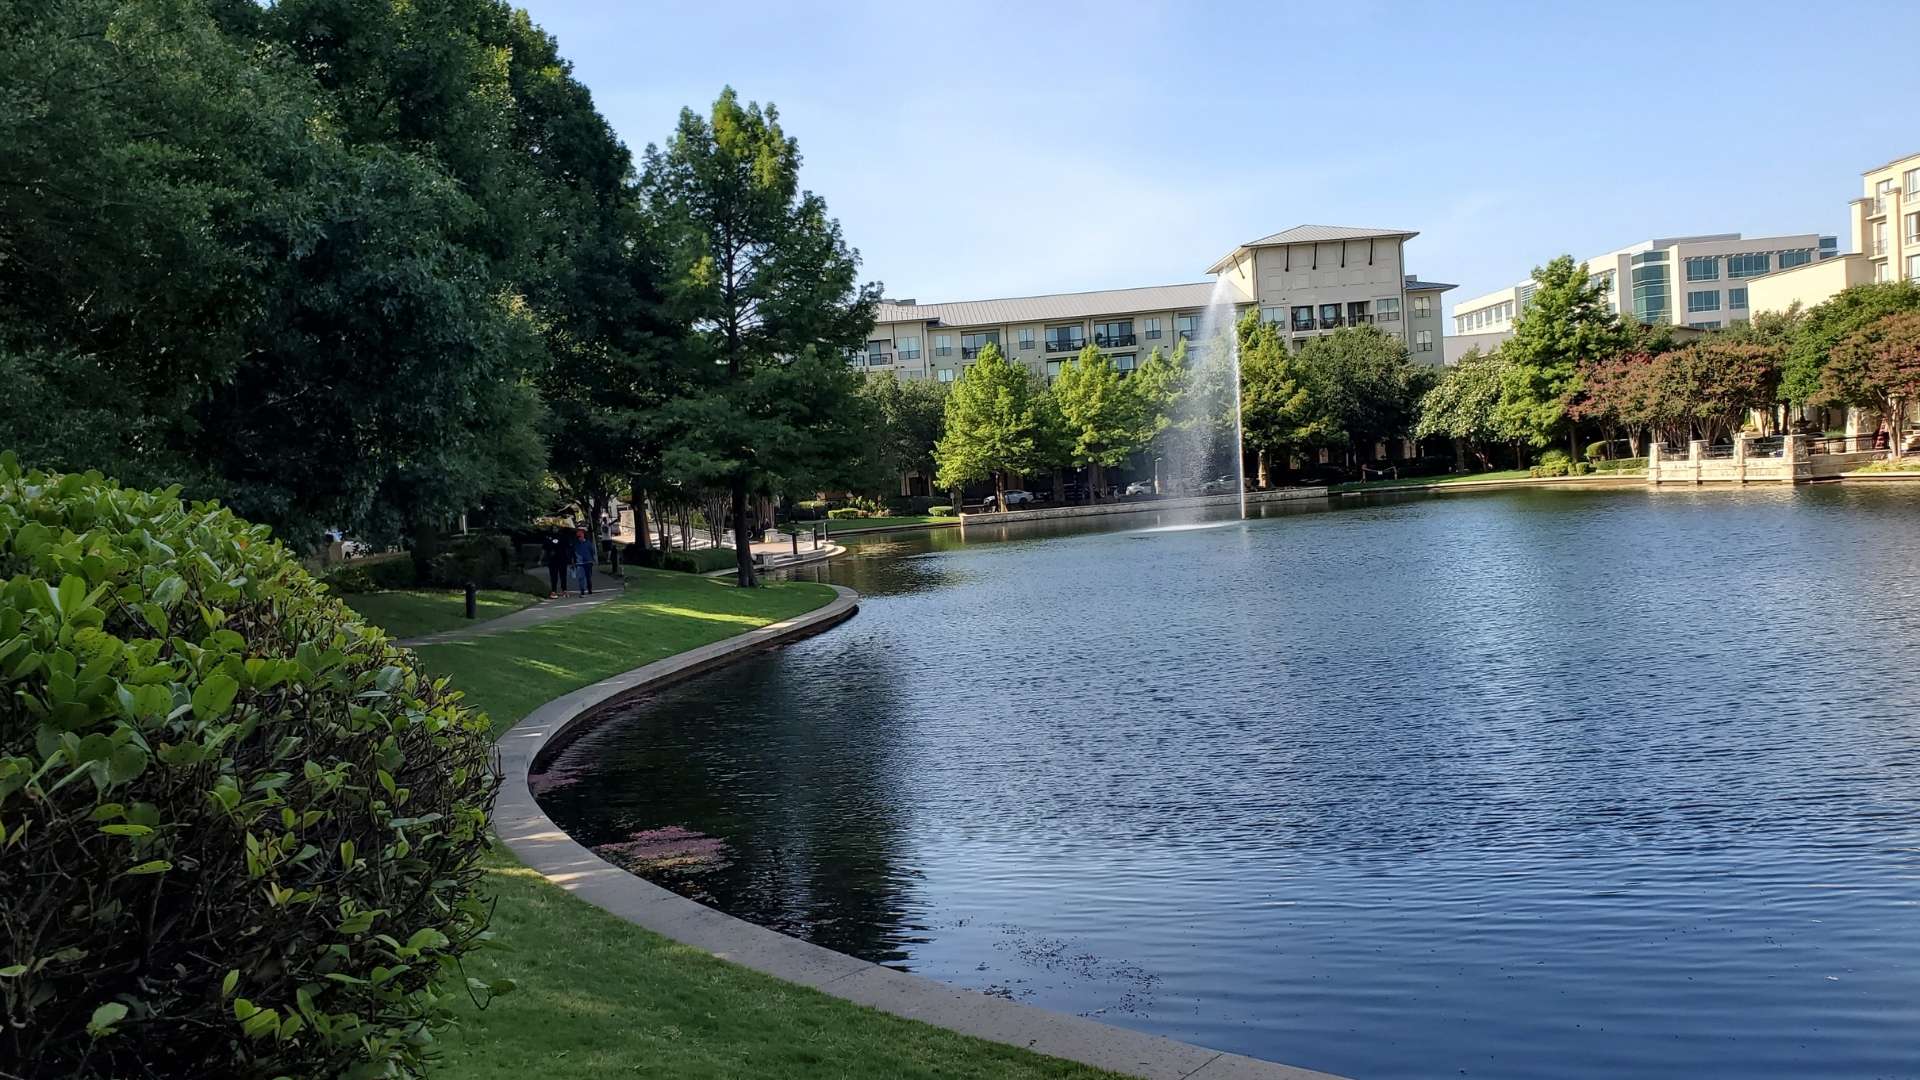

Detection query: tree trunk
xmin=993 ymin=470 xmax=1007 ymax=514
xmin=731 ymin=476 xmax=757 ymax=586
xmin=1892 ymin=396 xmax=1906 ymax=459
xmin=632 ymin=483 xmax=652 ymax=554
xmin=1256 ymin=449 xmax=1269 ymax=489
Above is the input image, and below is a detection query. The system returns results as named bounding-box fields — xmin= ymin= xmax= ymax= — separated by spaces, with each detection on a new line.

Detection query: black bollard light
xmin=464 ymin=582 xmax=477 ymax=620
xmin=791 ymin=529 xmax=799 ymax=557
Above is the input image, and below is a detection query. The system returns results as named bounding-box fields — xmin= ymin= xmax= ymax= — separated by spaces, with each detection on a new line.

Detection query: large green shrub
xmin=826 ymin=507 xmax=864 ymax=520
xmin=0 ymin=457 xmax=502 ymax=1078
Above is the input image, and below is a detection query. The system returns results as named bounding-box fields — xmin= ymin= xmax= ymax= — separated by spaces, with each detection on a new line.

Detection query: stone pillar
xmin=1733 ymin=433 xmax=1748 ymax=484
xmin=1689 ymin=439 xmax=1706 ymax=485
xmin=1783 ymin=433 xmax=1806 ymax=484
xmin=1648 ymin=441 xmax=1662 ymax=486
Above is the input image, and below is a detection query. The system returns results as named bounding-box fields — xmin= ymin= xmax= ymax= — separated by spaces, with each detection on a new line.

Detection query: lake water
xmin=534 ymin=487 xmax=1920 ymax=1079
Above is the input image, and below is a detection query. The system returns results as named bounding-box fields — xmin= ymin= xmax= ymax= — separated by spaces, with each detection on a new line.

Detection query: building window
xmin=934 ymin=334 xmax=952 ymax=357
xmin=1632 ymin=262 xmax=1671 ymax=323
xmin=1094 ymin=320 xmax=1134 ymax=347
xmin=1260 ymin=306 xmax=1286 ymax=325
xmin=1174 ymin=313 xmax=1201 ymax=340
xmin=1045 ymin=359 xmax=1064 ymax=379
xmin=960 ymin=330 xmax=999 ymax=359
xmin=1410 ymin=295 xmax=1429 ymax=317
xmin=1908 ymin=254 xmax=1920 ymax=281
xmin=1143 ymin=318 xmax=1162 ymax=340
xmin=1728 ymin=287 xmax=1748 ymax=310
xmin=864 ymin=340 xmax=892 ymax=365
xmin=1875 ymin=261 xmax=1891 ymax=283
xmin=1686 ymin=290 xmax=1721 ymax=313
xmin=1695 ymin=321 xmax=1721 ymax=330
xmin=1906 ymin=168 xmax=1919 ymax=194
xmin=1044 ymin=325 xmax=1085 ymax=353
xmin=1414 ymin=329 xmax=1433 ymax=352
xmin=1726 ymin=253 xmax=1771 ymax=278
xmin=1907 ymin=213 xmax=1920 ymax=245
xmin=1779 ymin=249 xmax=1812 ymax=269
xmin=1291 ymin=306 xmax=1315 ymax=332
xmin=1377 ymin=297 xmax=1402 ymax=322
xmin=1113 ymin=354 xmax=1136 ymax=373
xmin=1318 ymin=303 xmax=1343 ymax=328
xmin=1685 ymin=257 xmax=1719 ymax=281
xmin=1347 ymin=301 xmax=1371 ymax=324
xmin=1018 ymin=328 xmax=1035 ymax=351
xmin=937 ymin=368 xmax=955 ymax=383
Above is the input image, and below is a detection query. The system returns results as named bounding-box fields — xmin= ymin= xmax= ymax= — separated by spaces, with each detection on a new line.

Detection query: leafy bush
xmin=0 ymin=457 xmax=502 ymax=1078
xmin=1585 ymin=440 xmax=1610 ymax=461
xmin=320 ymin=555 xmax=418 ymax=594
xmin=928 ymin=505 xmax=954 ymax=516
xmin=826 ymin=508 xmax=864 ymax=520
xmin=1537 ymin=449 xmax=1572 ymax=468
xmin=624 ymin=546 xmax=738 ymax=574
xmin=1591 ymin=457 xmax=1649 ymax=473
xmin=1570 ymin=462 xmax=1592 ymax=476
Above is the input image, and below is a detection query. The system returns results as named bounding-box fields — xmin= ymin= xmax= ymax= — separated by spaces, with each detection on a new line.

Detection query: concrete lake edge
xmin=493 ymin=582 xmax=1348 ymax=1080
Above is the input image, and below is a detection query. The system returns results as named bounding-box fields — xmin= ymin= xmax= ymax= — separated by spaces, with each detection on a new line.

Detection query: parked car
xmin=1125 ymin=480 xmax=1155 ymax=497
xmin=980 ymin=490 xmax=1035 ymax=511
xmin=1200 ymin=476 xmax=1237 ymax=495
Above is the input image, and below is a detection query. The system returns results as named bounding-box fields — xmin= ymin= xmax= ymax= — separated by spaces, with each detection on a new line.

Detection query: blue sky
xmin=519 ymin=0 xmax=1920 ymax=316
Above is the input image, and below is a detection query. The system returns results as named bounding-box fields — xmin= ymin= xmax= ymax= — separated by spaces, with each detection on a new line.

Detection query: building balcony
xmin=1321 ymin=315 xmax=1345 ymax=329
xmin=1045 ymin=339 xmax=1085 ymax=354
xmin=1291 ymin=320 xmax=1316 ymax=332
xmin=961 ymin=346 xmax=993 ymax=359
xmin=863 ymin=352 xmax=894 ymax=366
xmin=1377 ymin=311 xmax=1401 ymax=322
xmin=1349 ymin=313 xmax=1373 ymax=325
xmin=1874 ymin=240 xmax=1889 ymax=256
xmin=1095 ymin=333 xmax=1137 ymax=347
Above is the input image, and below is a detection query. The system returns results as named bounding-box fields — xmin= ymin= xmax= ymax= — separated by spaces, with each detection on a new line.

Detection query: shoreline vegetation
xmin=359 ymin=569 xmax=1128 ymax=1080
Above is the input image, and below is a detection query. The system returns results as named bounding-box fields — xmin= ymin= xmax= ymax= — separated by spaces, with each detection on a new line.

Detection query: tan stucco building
xmin=1747 ymin=150 xmax=1920 ymax=315
xmin=854 ymin=225 xmax=1454 ymax=384
xmin=1447 ymin=231 xmax=1837 ymax=363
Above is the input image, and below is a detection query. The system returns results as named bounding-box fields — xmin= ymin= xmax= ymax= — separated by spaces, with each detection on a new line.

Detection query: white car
xmin=981 ymin=490 xmax=1035 ymax=511
xmin=1200 ymin=476 xmax=1238 ymax=495
xmin=1125 ymin=481 xmax=1155 ymax=497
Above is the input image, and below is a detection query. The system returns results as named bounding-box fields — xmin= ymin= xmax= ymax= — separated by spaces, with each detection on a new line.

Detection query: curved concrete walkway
xmin=397 ymin=570 xmax=626 ymax=647
xmin=494 ymin=585 xmax=1346 ymax=1080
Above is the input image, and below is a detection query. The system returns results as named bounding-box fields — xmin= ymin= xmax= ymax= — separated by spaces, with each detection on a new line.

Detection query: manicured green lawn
xmin=341 ymin=588 xmax=539 ymax=639
xmin=407 ymin=569 xmax=1125 ymax=1078
xmin=817 ymin=514 xmax=959 ymax=534
xmin=1331 ymin=469 xmax=1535 ymax=492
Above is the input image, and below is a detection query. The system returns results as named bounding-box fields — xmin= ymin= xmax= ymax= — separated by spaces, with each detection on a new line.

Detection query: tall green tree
xmin=1415 ymin=348 xmax=1523 ymax=468
xmin=934 ymin=344 xmax=1046 ymax=509
xmin=1052 ymin=345 xmax=1144 ymax=500
xmin=643 ymin=88 xmax=878 ymax=585
xmin=1296 ymin=325 xmax=1434 ymax=469
xmin=1128 ymin=344 xmax=1186 ymax=490
xmin=1823 ymin=310 xmax=1920 ymax=458
xmin=1782 ymin=282 xmax=1920 ymax=406
xmin=1497 ymin=255 xmax=1632 ymax=450
xmin=850 ymin=374 xmax=948 ymax=497
xmin=1239 ymin=317 xmax=1336 ymax=484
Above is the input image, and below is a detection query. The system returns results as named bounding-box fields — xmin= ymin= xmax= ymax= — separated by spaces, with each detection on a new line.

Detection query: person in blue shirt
xmin=572 ymin=526 xmax=597 ymax=596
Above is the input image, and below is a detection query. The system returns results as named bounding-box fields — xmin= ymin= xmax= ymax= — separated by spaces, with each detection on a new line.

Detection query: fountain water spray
xmin=1170 ymin=275 xmax=1247 ymax=519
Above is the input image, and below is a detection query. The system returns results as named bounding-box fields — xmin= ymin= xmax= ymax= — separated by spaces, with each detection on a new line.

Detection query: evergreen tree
xmin=642 ymin=88 xmax=878 ymax=585
xmin=934 ymin=344 xmax=1046 ymax=509
xmin=1238 ymin=317 xmax=1336 ymax=484
xmin=1052 ymin=345 xmax=1144 ymax=500
xmin=1496 ymin=255 xmax=1632 ymax=450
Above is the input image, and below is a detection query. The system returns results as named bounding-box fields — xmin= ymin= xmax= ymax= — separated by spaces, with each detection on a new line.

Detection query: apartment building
xmin=856 ymin=225 xmax=1455 ymax=384
xmin=1445 ymin=232 xmax=1837 ymax=364
xmin=1748 ymin=150 xmax=1920 ymax=315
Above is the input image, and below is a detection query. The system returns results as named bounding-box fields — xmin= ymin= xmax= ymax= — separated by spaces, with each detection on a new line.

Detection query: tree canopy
xmin=1496 ymin=256 xmax=1632 ymax=448
xmin=933 ymin=344 xmax=1048 ymax=507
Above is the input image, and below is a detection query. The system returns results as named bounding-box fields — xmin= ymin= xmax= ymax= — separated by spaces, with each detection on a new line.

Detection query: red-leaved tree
xmin=1824 ymin=310 xmax=1920 ymax=458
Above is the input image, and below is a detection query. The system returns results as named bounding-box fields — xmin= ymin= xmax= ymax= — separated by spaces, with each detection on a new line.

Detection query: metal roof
xmin=873 ymin=281 xmax=1250 ymax=328
xmin=1403 ymin=278 xmax=1458 ymax=292
xmin=1207 ymin=225 xmax=1419 ymax=273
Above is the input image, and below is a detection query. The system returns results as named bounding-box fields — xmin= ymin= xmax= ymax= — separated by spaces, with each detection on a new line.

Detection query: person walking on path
xmin=572 ymin=526 xmax=597 ymax=596
xmin=543 ymin=528 xmax=571 ymax=599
